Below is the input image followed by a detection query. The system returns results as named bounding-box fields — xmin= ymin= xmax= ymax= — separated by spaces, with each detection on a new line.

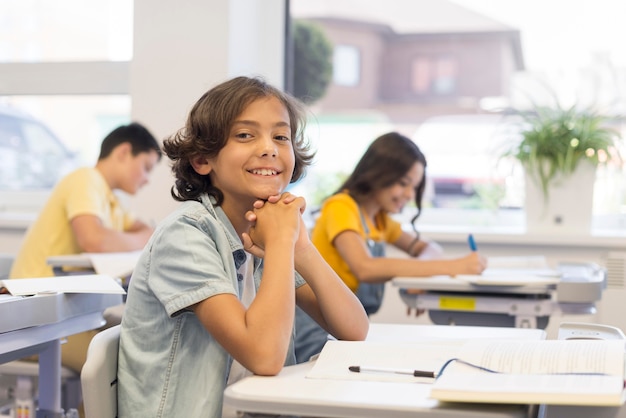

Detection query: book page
xmin=452 ymin=339 xmax=624 ymax=376
xmin=431 ymin=339 xmax=626 ymax=406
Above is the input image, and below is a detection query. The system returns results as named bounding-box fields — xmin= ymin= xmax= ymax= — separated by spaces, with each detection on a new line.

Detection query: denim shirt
xmin=118 ymin=194 xmax=304 ymax=418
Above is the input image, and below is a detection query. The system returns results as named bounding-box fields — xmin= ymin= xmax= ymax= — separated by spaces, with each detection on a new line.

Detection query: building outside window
xmin=411 ymin=55 xmax=458 ymax=95
xmin=290 ymin=0 xmax=626 ymax=234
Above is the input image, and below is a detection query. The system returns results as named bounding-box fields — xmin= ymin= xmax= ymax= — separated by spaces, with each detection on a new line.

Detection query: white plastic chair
xmin=81 ymin=325 xmax=120 ymax=418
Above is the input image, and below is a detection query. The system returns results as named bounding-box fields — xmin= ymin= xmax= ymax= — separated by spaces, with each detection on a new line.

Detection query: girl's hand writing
xmin=450 ymin=252 xmax=488 ymax=276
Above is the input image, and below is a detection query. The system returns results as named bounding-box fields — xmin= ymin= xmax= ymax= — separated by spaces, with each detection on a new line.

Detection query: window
xmin=0 ymin=0 xmax=132 ymax=63
xmin=411 ymin=56 xmax=458 ymax=95
xmin=290 ymin=0 xmax=626 ymax=233
xmin=411 ymin=57 xmax=432 ymax=94
xmin=0 ymin=0 xmax=132 ymax=213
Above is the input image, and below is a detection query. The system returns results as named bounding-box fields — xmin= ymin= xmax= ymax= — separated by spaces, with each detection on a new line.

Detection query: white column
xmin=129 ymin=0 xmax=286 ymax=221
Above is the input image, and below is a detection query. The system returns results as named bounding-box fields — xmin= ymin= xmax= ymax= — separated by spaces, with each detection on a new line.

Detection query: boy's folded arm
xmin=295 ymin=247 xmax=369 ymax=342
xmin=192 ymin=238 xmax=297 ymax=375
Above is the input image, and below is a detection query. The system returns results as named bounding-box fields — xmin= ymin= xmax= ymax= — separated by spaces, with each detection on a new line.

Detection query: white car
xmin=0 ymin=105 xmax=78 ymax=190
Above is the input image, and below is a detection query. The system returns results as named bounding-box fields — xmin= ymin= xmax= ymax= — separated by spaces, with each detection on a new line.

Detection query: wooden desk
xmin=0 ymin=293 xmax=122 ymax=418
xmin=224 ymin=323 xmax=545 ymax=418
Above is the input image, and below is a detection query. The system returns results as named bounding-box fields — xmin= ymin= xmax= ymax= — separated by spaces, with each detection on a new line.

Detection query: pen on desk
xmin=348 ymin=365 xmax=435 ymax=378
xmin=468 ymin=234 xmax=477 ymax=251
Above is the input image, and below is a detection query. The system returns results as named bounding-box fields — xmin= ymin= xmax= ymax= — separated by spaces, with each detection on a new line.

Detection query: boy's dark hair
xmin=163 ymin=76 xmax=314 ymax=204
xmin=98 ymin=122 xmax=162 ymax=161
xmin=338 ymin=131 xmax=428 ymax=225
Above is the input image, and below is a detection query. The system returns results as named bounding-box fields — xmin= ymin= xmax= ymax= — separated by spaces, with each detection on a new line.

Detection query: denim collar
xmin=199 ymin=194 xmax=257 ymax=273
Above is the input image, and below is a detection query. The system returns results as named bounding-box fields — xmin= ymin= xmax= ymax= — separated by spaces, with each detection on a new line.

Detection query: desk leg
xmin=37 ymin=340 xmax=64 ymax=418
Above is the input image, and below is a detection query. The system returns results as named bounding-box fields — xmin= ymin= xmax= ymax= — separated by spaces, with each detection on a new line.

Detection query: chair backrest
xmin=81 ymin=325 xmax=120 ymax=418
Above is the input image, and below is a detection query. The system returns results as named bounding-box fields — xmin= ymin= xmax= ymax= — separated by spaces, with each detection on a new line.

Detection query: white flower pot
xmin=524 ymin=161 xmax=596 ymax=236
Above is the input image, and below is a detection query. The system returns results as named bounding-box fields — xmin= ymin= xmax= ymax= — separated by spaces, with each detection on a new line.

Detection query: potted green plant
xmin=505 ymin=104 xmax=622 ymax=200
xmin=502 ymin=103 xmax=622 ymax=234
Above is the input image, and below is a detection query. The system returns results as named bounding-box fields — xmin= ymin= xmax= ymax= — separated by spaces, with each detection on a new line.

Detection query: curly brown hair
xmin=163 ymin=76 xmax=314 ymax=204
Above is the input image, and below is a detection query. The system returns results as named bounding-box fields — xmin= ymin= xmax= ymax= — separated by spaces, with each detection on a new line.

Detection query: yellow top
xmin=310 ymin=192 xmax=402 ymax=292
xmin=10 ymin=167 xmax=135 ymax=279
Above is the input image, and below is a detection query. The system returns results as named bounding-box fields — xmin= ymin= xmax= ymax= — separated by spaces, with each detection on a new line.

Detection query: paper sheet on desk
xmin=456 ymin=274 xmax=561 ymax=286
xmin=306 ymin=340 xmax=459 ymax=383
xmin=485 ymin=256 xmax=561 ymax=276
xmin=0 ymin=274 xmax=126 ymax=296
xmin=84 ymin=251 xmax=142 ymax=278
xmin=458 ymin=256 xmax=562 ymax=286
xmin=486 ymin=256 xmax=551 ymax=269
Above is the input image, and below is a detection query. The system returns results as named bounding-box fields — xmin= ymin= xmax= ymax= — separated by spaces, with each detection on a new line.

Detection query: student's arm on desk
xmin=71 ymin=214 xmax=154 ymax=252
xmin=335 ymin=230 xmax=487 ymax=283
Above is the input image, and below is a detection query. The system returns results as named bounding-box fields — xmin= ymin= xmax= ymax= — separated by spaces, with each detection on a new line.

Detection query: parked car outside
xmin=0 ymin=105 xmax=79 ymax=190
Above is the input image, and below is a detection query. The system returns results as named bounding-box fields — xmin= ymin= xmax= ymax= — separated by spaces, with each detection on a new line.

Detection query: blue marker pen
xmin=468 ymin=234 xmax=477 ymax=251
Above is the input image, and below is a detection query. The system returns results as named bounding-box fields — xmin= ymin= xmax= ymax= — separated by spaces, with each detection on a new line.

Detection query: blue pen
xmin=468 ymin=234 xmax=477 ymax=251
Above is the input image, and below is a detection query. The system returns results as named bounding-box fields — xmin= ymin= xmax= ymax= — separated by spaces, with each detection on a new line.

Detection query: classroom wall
xmin=127 ymin=0 xmax=288 ymax=223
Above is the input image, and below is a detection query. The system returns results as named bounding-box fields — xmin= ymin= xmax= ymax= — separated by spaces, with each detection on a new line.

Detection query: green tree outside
xmin=293 ymin=20 xmax=333 ymax=104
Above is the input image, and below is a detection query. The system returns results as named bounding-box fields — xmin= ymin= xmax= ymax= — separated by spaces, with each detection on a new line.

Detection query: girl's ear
xmin=190 ymin=155 xmax=212 ymax=175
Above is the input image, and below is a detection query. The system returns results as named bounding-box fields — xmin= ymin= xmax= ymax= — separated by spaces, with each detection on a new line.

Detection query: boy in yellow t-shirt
xmin=10 ymin=122 xmax=162 ymax=372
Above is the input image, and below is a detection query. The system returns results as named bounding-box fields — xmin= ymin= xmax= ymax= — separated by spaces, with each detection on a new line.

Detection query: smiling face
xmin=372 ymin=161 xmax=424 ymax=214
xmin=200 ymin=95 xmax=295 ymax=212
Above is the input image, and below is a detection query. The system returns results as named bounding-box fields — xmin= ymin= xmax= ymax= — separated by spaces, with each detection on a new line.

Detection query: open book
xmin=430 ymin=339 xmax=626 ymax=406
xmin=308 ymin=339 xmax=626 ymax=406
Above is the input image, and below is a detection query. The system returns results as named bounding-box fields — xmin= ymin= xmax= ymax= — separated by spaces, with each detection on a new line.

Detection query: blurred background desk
xmin=393 ymin=262 xmax=605 ymax=329
xmin=47 ymin=251 xmax=141 ymax=280
xmin=47 ymin=251 xmax=141 ymax=321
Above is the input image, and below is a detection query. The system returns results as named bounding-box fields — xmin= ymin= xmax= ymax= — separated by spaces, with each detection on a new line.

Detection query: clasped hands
xmin=241 ymin=192 xmax=310 ymax=258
